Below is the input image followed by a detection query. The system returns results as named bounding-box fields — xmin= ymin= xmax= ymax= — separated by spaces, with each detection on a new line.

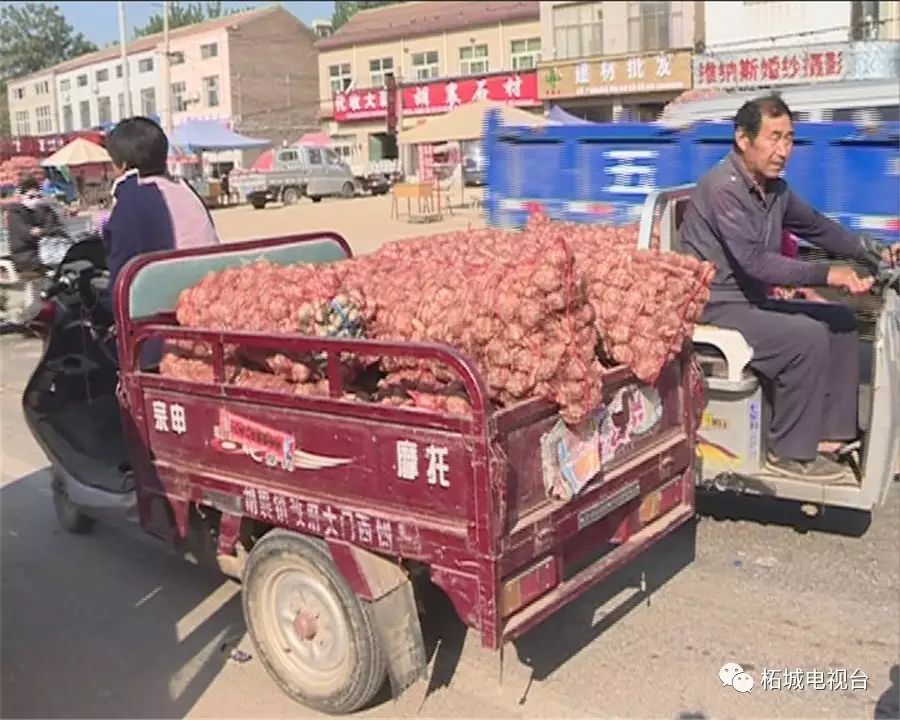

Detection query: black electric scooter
xmin=20 ymin=234 xmax=135 ymax=533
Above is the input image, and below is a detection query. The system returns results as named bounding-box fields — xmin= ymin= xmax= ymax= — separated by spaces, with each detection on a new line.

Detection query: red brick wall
xmin=227 ymin=8 xmax=320 ymax=147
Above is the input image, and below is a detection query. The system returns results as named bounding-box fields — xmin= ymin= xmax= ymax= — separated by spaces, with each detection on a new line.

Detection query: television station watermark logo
xmin=720 ymin=662 xmax=869 ymax=694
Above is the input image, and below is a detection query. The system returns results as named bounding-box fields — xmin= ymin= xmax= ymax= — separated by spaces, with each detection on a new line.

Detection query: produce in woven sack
xmin=340 ymin=226 xmax=603 ymax=424
xmin=526 ymin=215 xmax=714 ymax=383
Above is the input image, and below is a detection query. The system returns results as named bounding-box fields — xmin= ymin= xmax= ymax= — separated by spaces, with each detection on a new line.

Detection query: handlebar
xmin=41 ymin=274 xmax=74 ymax=300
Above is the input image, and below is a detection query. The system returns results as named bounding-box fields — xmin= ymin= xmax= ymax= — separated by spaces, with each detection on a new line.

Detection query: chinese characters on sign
xmin=694 ymin=44 xmax=848 ymax=89
xmin=243 ymin=487 xmax=393 ymax=547
xmin=152 ymin=400 xmax=188 ymax=435
xmin=538 ymin=50 xmax=692 ymax=99
xmin=240 ymin=486 xmax=420 ymax=553
xmin=396 ymin=440 xmax=451 ymax=488
xmin=332 ymin=71 xmax=539 ymax=122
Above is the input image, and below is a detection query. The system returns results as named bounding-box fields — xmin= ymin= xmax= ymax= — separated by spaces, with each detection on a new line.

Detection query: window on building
xmin=329 ymin=63 xmax=352 ymax=93
xmin=116 ymin=64 xmax=123 ymax=78
xmin=76 ymin=74 xmax=88 ymax=87
xmin=510 ymin=38 xmax=541 ymax=70
xmin=34 ymin=80 xmax=50 ymax=95
xmin=138 ymin=57 xmax=154 ymax=73
xmin=35 ymin=105 xmax=53 ymax=133
xmin=96 ymin=69 xmax=109 ymax=83
xmin=411 ymin=51 xmax=439 ymax=80
xmin=171 ymin=81 xmax=187 ymax=112
xmin=169 ymin=51 xmax=185 ymax=65
xmin=459 ymin=44 xmax=489 ymax=75
xmin=553 ymin=2 xmax=603 ymax=60
xmin=117 ymin=93 xmax=126 ymax=119
xmin=203 ymin=75 xmax=220 ymax=107
xmin=62 ymin=105 xmax=73 ymax=133
xmin=628 ymin=1 xmax=678 ymax=52
xmin=60 ymin=79 xmax=71 ymax=92
xmin=369 ymin=57 xmax=394 ymax=87
xmin=97 ymin=96 xmax=112 ymax=124
xmin=201 ymin=42 xmax=219 ymax=59
xmin=79 ymin=100 xmax=91 ymax=129
xmin=12 ymin=86 xmax=25 ymax=100
xmin=140 ymin=88 xmax=156 ymax=116
xmin=15 ymin=110 xmax=30 ymax=136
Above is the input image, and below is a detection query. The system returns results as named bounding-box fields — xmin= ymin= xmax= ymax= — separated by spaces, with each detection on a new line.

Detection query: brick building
xmin=315 ymin=1 xmax=543 ymax=168
xmin=536 ymin=1 xmax=705 ymax=122
xmin=6 ymin=5 xmax=320 ymax=166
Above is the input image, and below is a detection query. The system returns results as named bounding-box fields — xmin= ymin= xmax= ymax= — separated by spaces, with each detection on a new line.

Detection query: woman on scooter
xmin=103 ymin=115 xmax=220 ymax=309
xmin=6 ymin=175 xmax=68 ymax=320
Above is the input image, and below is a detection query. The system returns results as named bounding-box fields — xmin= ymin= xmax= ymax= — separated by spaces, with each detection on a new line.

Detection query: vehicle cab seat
xmin=653 ymin=194 xmax=756 ymax=386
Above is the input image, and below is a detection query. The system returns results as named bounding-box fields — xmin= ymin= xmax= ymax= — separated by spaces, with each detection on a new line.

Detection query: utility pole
xmin=161 ymin=0 xmax=172 ymax=136
xmin=117 ymin=1 xmax=133 ymax=116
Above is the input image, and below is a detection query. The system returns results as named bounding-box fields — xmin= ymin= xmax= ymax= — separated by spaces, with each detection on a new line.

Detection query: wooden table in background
xmin=391 ymin=182 xmax=442 ymax=222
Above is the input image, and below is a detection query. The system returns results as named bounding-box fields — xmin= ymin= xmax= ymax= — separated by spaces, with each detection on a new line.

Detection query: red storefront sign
xmin=693 ymin=45 xmax=847 ymax=89
xmin=0 ymin=130 xmax=106 ymax=161
xmin=332 ymin=70 xmax=539 ymax=122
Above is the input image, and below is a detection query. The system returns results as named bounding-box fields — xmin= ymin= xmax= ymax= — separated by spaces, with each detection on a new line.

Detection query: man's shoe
xmin=764 ymin=452 xmax=847 ymax=482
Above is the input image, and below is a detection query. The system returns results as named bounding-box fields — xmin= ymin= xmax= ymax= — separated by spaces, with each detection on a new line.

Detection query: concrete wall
xmin=704 ymin=1 xmax=853 ymax=51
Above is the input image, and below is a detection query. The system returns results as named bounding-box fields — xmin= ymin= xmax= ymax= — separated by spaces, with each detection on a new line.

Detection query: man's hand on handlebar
xmin=826 ymin=265 xmax=875 ymax=295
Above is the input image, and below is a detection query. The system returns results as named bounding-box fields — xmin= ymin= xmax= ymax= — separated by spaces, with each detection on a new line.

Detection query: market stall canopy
xmin=547 ymin=105 xmax=596 ymax=125
xmin=399 ymin=100 xmax=548 ymax=144
xmin=171 ymin=120 xmax=271 ymax=152
xmin=41 ymin=137 xmax=111 ymax=167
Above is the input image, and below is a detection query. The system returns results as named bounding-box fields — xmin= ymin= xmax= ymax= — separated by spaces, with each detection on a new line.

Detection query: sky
xmin=47 ymin=1 xmax=335 ymax=46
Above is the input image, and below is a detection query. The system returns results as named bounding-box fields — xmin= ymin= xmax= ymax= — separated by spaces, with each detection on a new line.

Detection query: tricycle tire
xmin=282 ymin=187 xmax=300 ymax=206
xmin=52 ymin=481 xmax=96 ymax=534
xmin=251 ymin=198 xmax=267 ymax=210
xmin=309 ymin=196 xmax=322 ymax=203
xmin=341 ymin=182 xmax=355 ymax=199
xmin=242 ymin=530 xmax=387 ymax=714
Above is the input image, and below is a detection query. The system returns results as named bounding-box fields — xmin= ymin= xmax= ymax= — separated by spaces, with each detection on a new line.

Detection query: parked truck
xmin=231 ymin=146 xmax=359 ymax=209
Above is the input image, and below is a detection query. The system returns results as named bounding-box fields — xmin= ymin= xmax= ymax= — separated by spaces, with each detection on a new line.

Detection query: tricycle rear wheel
xmin=242 ymin=530 xmax=387 ymax=714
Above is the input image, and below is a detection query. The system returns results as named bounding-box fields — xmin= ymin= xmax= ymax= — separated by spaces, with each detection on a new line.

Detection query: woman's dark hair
xmin=18 ymin=175 xmax=40 ymax=193
xmin=733 ymin=93 xmax=794 ymax=147
xmin=106 ymin=116 xmax=169 ymax=176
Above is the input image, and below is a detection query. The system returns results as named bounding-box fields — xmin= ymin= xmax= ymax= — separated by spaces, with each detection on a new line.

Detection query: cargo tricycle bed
xmin=105 ymin=231 xmax=698 ymax=714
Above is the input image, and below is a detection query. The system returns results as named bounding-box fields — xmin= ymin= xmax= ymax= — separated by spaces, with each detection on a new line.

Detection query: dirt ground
xmin=209 ymin=190 xmax=487 ymax=254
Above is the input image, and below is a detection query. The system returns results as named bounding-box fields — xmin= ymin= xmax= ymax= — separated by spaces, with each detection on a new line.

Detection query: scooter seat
xmin=692 ymin=325 xmax=754 ymax=384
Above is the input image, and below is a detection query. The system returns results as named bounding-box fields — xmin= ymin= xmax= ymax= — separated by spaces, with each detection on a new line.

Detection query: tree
xmin=331 ymin=1 xmax=404 ymax=31
xmin=132 ymin=1 xmax=246 ymax=38
xmin=0 ymin=2 xmax=97 ymax=135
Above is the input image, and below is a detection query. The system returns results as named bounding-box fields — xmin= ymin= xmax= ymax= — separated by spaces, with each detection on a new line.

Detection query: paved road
xmin=1 ymin=333 xmax=898 ymax=719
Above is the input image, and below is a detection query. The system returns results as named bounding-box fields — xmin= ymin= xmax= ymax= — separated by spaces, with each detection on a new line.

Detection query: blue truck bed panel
xmin=484 ymin=112 xmax=899 ymax=244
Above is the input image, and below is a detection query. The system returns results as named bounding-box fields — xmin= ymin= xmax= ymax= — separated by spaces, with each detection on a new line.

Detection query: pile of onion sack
xmin=163 ymin=219 xmax=713 ymax=423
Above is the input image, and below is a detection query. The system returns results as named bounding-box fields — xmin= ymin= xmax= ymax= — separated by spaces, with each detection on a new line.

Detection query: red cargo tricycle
xmin=22 ymin=231 xmax=700 ymax=714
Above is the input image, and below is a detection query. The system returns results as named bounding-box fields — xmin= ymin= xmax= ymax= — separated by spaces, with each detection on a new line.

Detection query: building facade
xmin=692 ymin=1 xmax=899 ymax=119
xmin=6 ymin=70 xmax=59 ymax=138
xmin=315 ymin=1 xmax=543 ymax=167
xmin=6 ymin=6 xmax=320 ymax=166
xmin=536 ymin=1 xmax=704 ymax=121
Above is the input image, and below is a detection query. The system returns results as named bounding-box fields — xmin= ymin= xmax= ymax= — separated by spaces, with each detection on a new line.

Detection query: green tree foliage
xmin=331 ymin=1 xmax=404 ymax=31
xmin=0 ymin=2 xmax=98 ymax=135
xmin=132 ymin=1 xmax=249 ymax=38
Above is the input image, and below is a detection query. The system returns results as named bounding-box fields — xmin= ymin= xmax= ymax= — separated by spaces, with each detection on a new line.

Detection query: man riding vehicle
xmin=680 ymin=93 xmax=897 ymax=483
